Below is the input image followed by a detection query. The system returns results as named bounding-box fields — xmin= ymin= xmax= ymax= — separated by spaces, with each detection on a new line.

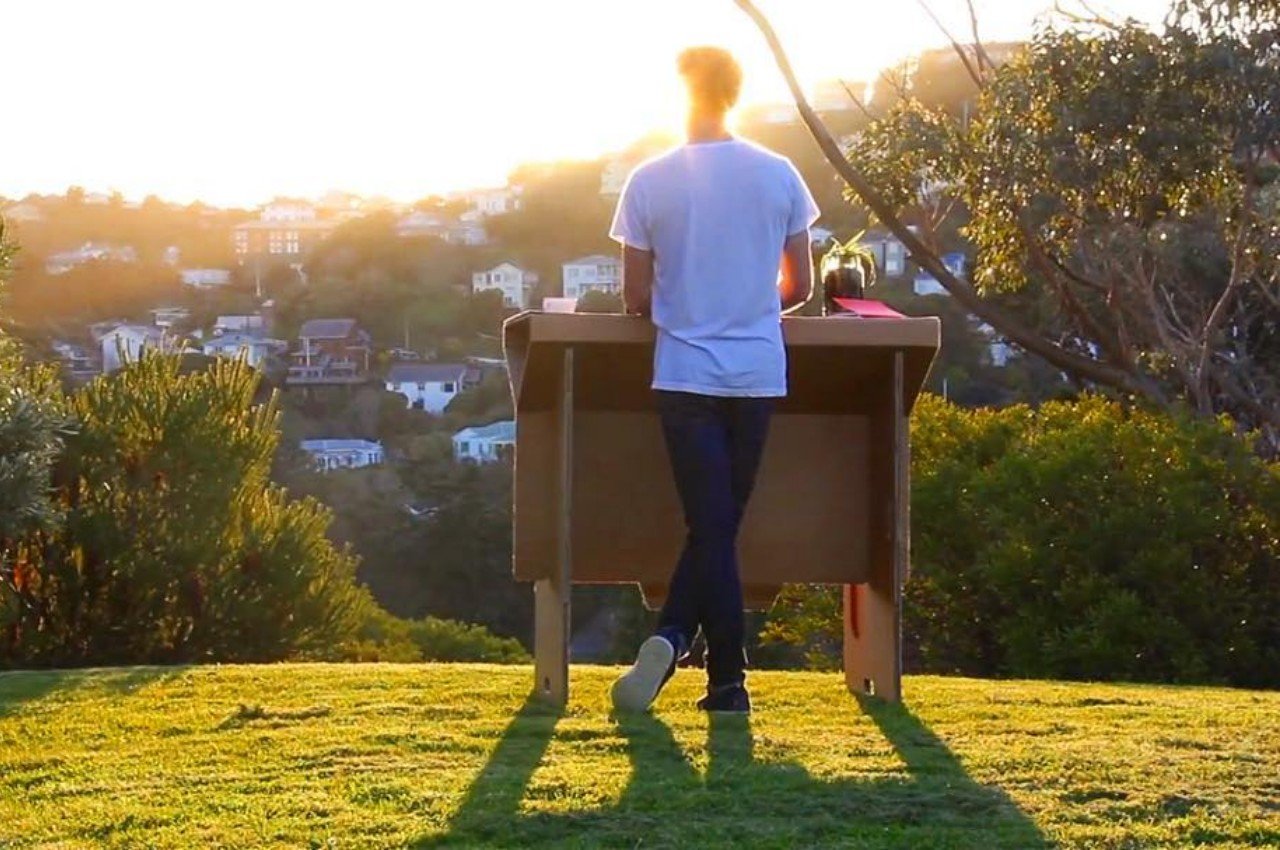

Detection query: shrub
xmin=345 ymin=599 xmax=529 ymax=663
xmin=1 ymin=355 xmax=365 ymax=666
xmin=765 ymin=395 xmax=1280 ymax=688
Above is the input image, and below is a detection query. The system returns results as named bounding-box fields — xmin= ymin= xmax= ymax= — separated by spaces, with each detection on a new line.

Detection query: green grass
xmin=1 ymin=665 xmax=1277 ymax=848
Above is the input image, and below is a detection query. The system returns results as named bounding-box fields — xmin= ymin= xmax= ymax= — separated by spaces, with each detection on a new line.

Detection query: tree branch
xmin=965 ymin=0 xmax=996 ymax=74
xmin=733 ymin=0 xmax=1147 ymax=396
xmin=913 ymin=0 xmax=984 ymax=87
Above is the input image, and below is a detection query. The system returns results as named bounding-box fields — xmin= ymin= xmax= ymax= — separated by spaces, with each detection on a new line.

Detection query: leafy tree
xmin=1 ymin=355 xmax=364 ymax=665
xmin=737 ymin=0 xmax=1280 ymax=452
xmin=765 ymin=394 xmax=1280 ymax=687
xmin=0 ymin=221 xmax=67 ymax=583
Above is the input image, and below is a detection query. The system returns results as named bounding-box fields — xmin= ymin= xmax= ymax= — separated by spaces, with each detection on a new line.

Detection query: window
xmin=285 ymin=230 xmax=300 ymax=253
xmin=418 ymin=382 xmax=427 ymax=391
xmin=443 ymin=382 xmax=455 ymax=392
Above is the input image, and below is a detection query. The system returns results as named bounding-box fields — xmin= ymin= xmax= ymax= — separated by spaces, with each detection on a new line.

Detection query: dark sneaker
xmin=611 ymin=635 xmax=677 ymax=713
xmin=696 ymin=683 xmax=751 ymax=714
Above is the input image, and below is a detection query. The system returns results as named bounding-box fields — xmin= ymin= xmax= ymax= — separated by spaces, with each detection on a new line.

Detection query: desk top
xmin=503 ymin=311 xmax=942 ymax=415
xmin=504 ymin=311 xmax=941 ymax=350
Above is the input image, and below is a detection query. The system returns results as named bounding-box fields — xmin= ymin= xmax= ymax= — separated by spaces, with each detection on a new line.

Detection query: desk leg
xmin=843 ymin=351 xmax=906 ymax=702
xmin=534 ymin=347 xmax=573 ymax=705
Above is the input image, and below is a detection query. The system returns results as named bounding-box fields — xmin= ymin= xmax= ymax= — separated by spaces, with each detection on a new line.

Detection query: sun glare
xmin=1 ymin=0 xmax=1170 ymax=207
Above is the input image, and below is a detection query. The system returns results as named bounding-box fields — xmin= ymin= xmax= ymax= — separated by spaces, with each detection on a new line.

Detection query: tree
xmin=735 ymin=0 xmax=1280 ymax=452
xmin=0 ymin=220 xmax=67 ymax=583
xmin=1 ymin=355 xmax=364 ymax=666
xmin=764 ymin=394 xmax=1280 ymax=687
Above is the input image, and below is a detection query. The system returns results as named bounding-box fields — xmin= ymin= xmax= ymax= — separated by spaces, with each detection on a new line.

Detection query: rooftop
xmin=454 ymin=419 xmax=516 ymax=441
xmin=387 ymin=362 xmax=469 ymax=383
xmin=298 ymin=318 xmax=358 ymax=339
xmin=565 ymin=254 xmax=618 ymax=266
xmin=300 ymin=439 xmax=383 ymax=453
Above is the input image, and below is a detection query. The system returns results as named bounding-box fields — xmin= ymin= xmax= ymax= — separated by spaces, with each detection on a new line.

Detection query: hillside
xmin=1 ymin=665 xmax=1277 ymax=848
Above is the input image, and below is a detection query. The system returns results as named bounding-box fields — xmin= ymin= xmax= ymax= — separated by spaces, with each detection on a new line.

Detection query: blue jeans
xmin=654 ymin=390 xmax=775 ymax=688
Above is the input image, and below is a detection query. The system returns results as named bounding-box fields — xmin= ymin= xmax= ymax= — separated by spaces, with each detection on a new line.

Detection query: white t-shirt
xmin=609 ymin=138 xmax=820 ymax=397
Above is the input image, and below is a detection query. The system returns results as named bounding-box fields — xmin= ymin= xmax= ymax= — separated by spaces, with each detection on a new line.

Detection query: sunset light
xmin=4 ymin=0 xmax=1168 ymax=207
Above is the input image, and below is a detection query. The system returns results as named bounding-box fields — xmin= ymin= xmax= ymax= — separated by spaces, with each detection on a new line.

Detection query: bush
xmin=1 ymin=355 xmax=365 ymax=666
xmin=765 ymin=395 xmax=1280 ymax=688
xmin=346 ymin=599 xmax=529 ymax=663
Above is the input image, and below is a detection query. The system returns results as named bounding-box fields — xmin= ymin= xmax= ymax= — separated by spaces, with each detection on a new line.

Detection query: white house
xmin=261 ymin=201 xmax=318 ymax=222
xmin=472 ymin=262 xmax=538 ymax=309
xmin=45 ymin=242 xmax=138 ymax=275
xmin=300 ymin=439 xmax=385 ymax=472
xmin=202 ymin=333 xmax=286 ymax=368
xmin=453 ymin=420 xmax=515 ymax=464
xmin=446 ymin=221 xmax=490 ymax=246
xmin=861 ymin=229 xmax=915 ymax=278
xmin=562 ymin=254 xmax=621 ymax=299
xmin=451 ymin=186 xmax=522 ymax=217
xmin=150 ymin=306 xmax=190 ymax=330
xmin=386 ymin=363 xmax=468 ymax=413
xmin=214 ymin=314 xmax=267 ymax=336
xmin=975 ymin=321 xmax=1016 ymax=367
xmin=100 ymin=324 xmax=172 ymax=372
xmin=913 ymin=251 xmax=967 ymax=296
xmin=181 ymin=268 xmax=232 ymax=288
xmin=396 ymin=210 xmax=449 ymax=239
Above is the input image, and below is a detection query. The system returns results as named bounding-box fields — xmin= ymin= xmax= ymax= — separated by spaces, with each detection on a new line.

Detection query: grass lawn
xmin=0 ymin=664 xmax=1277 ymax=849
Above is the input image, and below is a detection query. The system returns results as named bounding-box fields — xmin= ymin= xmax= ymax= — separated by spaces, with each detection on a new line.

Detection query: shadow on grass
xmin=416 ymin=691 xmax=1050 ymax=849
xmin=0 ymin=665 xmax=179 ymax=719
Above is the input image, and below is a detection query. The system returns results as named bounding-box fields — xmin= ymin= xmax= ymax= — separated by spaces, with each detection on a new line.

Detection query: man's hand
xmin=779 ymin=230 xmax=813 ymax=314
xmin=622 ymin=245 xmax=655 ymax=317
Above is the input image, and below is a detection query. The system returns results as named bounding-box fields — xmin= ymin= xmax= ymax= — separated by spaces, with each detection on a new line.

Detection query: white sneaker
xmin=610 ymin=635 xmax=677 ymax=713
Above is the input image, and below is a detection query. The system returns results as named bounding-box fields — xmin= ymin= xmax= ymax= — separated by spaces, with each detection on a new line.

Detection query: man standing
xmin=608 ymin=46 xmax=819 ymax=714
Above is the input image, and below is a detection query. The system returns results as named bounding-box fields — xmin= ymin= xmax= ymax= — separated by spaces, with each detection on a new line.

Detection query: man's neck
xmin=686 ymin=112 xmax=732 ymax=145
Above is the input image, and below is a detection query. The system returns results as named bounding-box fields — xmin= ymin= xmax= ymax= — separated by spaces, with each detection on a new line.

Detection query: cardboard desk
xmin=503 ymin=311 xmax=940 ymax=704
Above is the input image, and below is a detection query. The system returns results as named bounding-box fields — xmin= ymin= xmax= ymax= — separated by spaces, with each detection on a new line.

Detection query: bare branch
xmin=733 ymin=0 xmax=1149 ymax=397
xmin=914 ymin=0 xmax=984 ymax=87
xmin=965 ymin=0 xmax=996 ymax=74
xmin=837 ymin=78 xmax=875 ymax=121
xmin=1052 ymin=0 xmax=1126 ymax=30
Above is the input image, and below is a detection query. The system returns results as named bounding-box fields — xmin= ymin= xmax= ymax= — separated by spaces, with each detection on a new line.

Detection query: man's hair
xmin=677 ymin=46 xmax=742 ymax=113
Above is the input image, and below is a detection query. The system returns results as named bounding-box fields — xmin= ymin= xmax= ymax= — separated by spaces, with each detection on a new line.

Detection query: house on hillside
xmin=396 ymin=210 xmax=449 ymax=239
xmin=51 ymin=340 xmax=100 ymax=381
xmin=233 ymin=202 xmax=336 ymax=269
xmin=450 ymin=186 xmax=522 ymax=217
xmin=913 ymin=251 xmax=966 ymax=296
xmin=385 ymin=362 xmax=468 ymax=413
xmin=45 ymin=242 xmax=138 ymax=275
xmin=562 ymin=254 xmax=621 ymax=299
xmin=445 ymin=221 xmax=489 ymax=246
xmin=203 ymin=333 xmax=287 ymax=369
xmin=149 ymin=306 xmax=190 ymax=330
xmin=100 ymin=324 xmax=175 ymax=372
xmin=453 ymin=420 xmax=515 ymax=464
xmin=287 ymin=318 xmax=371 ymax=385
xmin=300 ymin=439 xmax=384 ymax=472
xmin=861 ymin=229 xmax=912 ymax=278
xmin=181 ymin=268 xmax=232 ymax=289
xmin=472 ymin=262 xmax=538 ymax=310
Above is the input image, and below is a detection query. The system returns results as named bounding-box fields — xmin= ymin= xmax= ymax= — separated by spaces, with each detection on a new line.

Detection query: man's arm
xmin=779 ymin=230 xmax=813 ymax=314
xmin=622 ymin=245 xmax=655 ymax=317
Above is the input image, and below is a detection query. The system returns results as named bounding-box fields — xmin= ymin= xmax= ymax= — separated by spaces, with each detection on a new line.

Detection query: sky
xmin=2 ymin=0 xmax=1171 ymax=208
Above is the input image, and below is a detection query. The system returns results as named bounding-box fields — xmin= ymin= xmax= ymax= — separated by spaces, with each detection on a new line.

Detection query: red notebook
xmin=830 ymin=297 xmax=906 ymax=318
